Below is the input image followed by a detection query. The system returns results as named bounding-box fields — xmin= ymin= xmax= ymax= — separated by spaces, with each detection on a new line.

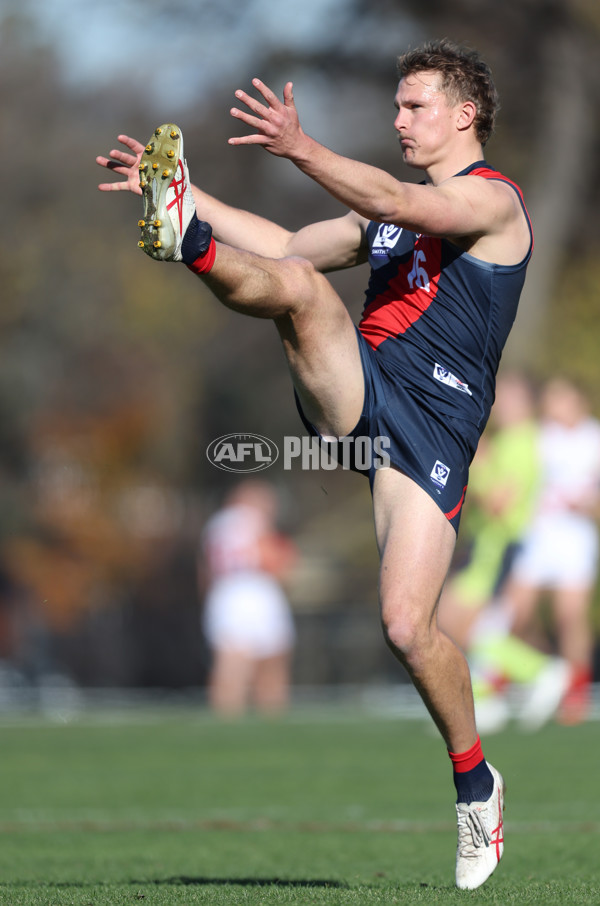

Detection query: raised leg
xmin=202 ymin=244 xmax=365 ymax=438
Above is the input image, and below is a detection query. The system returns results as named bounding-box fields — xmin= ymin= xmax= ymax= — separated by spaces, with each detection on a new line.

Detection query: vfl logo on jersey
xmin=430 ymin=460 xmax=450 ymax=489
xmin=372 ymin=224 xmax=403 ymax=256
xmin=433 ymin=364 xmax=472 ymax=396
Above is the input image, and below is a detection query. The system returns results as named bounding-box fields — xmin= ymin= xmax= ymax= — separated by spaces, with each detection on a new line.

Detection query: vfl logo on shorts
xmin=372 ymin=224 xmax=402 ymax=256
xmin=430 ymin=460 xmax=450 ymax=489
xmin=433 ymin=363 xmax=472 ymax=396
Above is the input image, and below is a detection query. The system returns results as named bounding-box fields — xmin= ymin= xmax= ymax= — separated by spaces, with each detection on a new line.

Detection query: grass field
xmin=0 ymin=701 xmax=598 ymax=905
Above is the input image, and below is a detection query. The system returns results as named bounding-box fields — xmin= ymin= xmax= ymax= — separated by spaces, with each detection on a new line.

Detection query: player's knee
xmin=276 ymin=256 xmax=324 ymax=317
xmin=381 ymin=602 xmax=431 ymax=667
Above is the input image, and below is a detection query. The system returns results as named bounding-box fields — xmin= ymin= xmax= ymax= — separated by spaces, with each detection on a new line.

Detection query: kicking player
xmin=96 ymin=40 xmax=533 ymax=889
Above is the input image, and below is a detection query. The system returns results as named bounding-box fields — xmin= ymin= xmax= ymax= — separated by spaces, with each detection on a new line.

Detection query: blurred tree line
xmin=0 ymin=0 xmax=598 ymax=690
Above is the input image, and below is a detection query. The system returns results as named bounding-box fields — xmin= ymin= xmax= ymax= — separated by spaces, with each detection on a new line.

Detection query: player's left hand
xmin=228 ymin=79 xmax=307 ymax=158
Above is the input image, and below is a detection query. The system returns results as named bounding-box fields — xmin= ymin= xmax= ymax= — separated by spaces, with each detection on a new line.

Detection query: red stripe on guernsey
xmin=360 ymin=234 xmax=442 ymax=350
xmin=449 ymin=735 xmax=485 ymax=773
xmin=470 ymin=166 xmax=534 ymax=250
xmin=445 ymin=485 xmax=467 ymax=523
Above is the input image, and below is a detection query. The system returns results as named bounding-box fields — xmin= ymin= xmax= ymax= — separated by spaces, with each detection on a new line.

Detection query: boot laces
xmin=457 ymin=805 xmax=491 ymax=859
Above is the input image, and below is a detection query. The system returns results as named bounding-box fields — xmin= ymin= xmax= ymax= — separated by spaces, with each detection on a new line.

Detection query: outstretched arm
xmin=229 ymin=80 xmax=410 ymax=225
xmin=229 ymin=79 xmax=521 ymax=243
xmin=96 ymin=135 xmax=366 ymax=271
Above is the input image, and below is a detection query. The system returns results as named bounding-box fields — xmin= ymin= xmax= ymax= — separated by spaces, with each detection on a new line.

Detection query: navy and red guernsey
xmin=359 ymin=161 xmax=533 ymax=434
xmin=295 ymin=159 xmax=533 ymax=530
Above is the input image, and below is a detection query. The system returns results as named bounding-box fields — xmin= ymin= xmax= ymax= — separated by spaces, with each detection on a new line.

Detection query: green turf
xmin=0 ymin=706 xmax=598 ymax=904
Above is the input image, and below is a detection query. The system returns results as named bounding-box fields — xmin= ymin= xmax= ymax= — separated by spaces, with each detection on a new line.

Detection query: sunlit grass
xmin=0 ymin=708 xmax=597 ymax=904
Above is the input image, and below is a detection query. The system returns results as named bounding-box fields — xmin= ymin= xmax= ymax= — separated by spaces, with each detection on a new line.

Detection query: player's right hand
xmin=228 ymin=80 xmax=307 ymax=160
xmin=96 ymin=134 xmax=146 ymax=195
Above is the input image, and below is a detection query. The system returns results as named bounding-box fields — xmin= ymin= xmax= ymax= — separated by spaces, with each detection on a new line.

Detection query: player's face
xmin=393 ymin=71 xmax=457 ymax=169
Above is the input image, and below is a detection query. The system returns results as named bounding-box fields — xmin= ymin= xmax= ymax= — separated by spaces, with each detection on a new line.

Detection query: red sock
xmin=448 ymin=736 xmax=493 ymax=804
xmin=186 ymin=237 xmax=216 ymax=275
xmin=558 ymin=665 xmax=593 ymax=725
xmin=568 ymin=665 xmax=593 ymax=691
xmin=448 ymin=735 xmax=485 ymax=773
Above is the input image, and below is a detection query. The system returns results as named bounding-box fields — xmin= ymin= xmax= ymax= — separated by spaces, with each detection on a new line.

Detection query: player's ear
xmin=457 ymin=100 xmax=477 ymax=133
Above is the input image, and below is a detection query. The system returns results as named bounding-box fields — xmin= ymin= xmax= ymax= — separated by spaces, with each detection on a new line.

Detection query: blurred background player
xmin=438 ymin=372 xmax=550 ymax=730
xmin=200 ymin=480 xmax=297 ymax=717
xmin=439 ymin=372 xmax=541 ymax=650
xmin=507 ymin=377 xmax=600 ymax=725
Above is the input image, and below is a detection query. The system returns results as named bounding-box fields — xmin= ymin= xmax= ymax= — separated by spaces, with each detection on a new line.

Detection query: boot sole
xmin=138 ymin=124 xmax=182 ymax=260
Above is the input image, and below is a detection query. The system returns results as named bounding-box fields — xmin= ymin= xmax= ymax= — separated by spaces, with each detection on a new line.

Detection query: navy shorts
xmin=296 ymin=329 xmax=481 ymax=533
